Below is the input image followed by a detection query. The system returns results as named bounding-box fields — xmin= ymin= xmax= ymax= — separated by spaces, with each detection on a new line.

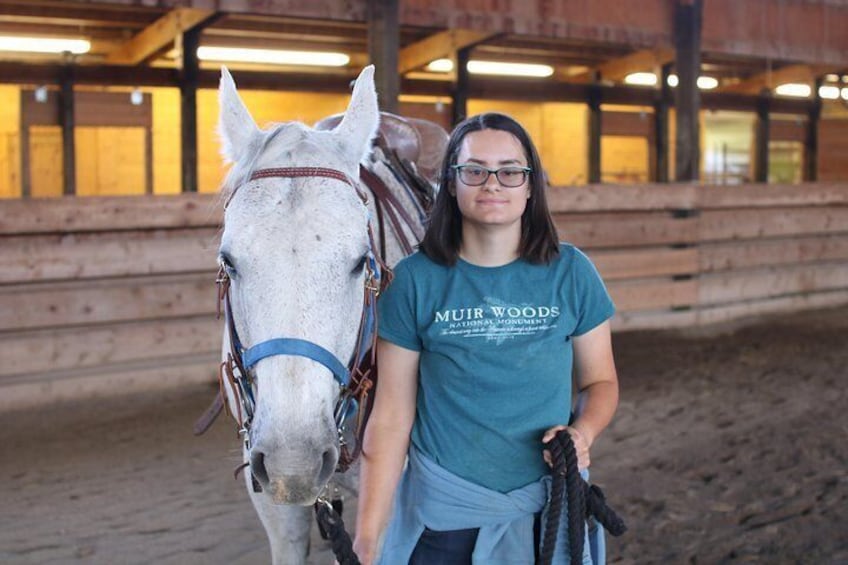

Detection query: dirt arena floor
xmin=1 ymin=306 xmax=846 ymax=565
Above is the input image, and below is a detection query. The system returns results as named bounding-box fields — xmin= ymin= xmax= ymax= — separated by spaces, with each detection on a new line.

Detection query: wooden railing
xmin=2 ymin=183 xmax=847 ymax=407
xmin=550 ymin=183 xmax=848 ymax=330
xmin=0 ymin=194 xmax=224 ymax=409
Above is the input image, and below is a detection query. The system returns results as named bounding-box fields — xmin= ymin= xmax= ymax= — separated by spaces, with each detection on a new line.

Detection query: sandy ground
xmin=1 ymin=306 xmax=846 ymax=565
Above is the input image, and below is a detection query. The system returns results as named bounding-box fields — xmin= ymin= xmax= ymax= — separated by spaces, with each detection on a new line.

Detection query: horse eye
xmin=219 ymin=254 xmax=238 ymax=277
xmin=351 ymin=254 xmax=368 ymax=275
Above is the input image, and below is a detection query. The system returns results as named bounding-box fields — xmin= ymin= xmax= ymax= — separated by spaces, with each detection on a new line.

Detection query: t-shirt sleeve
xmin=572 ymin=248 xmax=616 ymax=336
xmin=377 ymin=259 xmax=422 ymax=351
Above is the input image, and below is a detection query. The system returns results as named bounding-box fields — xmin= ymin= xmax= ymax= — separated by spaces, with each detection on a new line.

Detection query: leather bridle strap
xmin=243 ymin=338 xmax=350 ymax=387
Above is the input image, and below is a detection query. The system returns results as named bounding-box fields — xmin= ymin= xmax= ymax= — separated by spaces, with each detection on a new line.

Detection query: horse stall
xmin=2 ymin=183 xmax=847 ymax=408
xmin=1 ymin=185 xmax=847 ymax=564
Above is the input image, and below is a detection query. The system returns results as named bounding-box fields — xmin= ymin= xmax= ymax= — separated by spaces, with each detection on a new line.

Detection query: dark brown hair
xmin=419 ymin=112 xmax=560 ymax=265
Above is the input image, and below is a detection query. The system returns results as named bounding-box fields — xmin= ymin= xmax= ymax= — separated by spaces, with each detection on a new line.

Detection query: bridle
xmin=217 ymin=166 xmax=391 ymax=476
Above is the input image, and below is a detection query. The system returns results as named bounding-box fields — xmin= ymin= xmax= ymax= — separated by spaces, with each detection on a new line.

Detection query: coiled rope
xmin=538 ymin=429 xmax=627 ymax=565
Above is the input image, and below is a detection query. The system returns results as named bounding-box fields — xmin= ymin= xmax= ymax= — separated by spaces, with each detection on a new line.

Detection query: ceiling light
xmin=0 ymin=36 xmax=90 ymax=54
xmin=819 ymin=85 xmax=841 ymax=99
xmin=824 ymin=73 xmax=840 ymax=82
xmin=467 ymin=60 xmax=553 ymax=77
xmin=842 ymin=88 xmax=848 ymax=101
xmin=775 ymin=83 xmax=811 ymax=97
xmin=34 ymin=85 xmax=48 ymax=103
xmin=426 ymin=58 xmax=554 ymax=77
xmin=197 ymin=46 xmax=349 ymax=67
xmin=427 ymin=59 xmax=454 ymax=72
xmin=697 ymin=76 xmax=718 ymax=89
xmin=624 ymin=72 xmax=658 ymax=86
xmin=666 ymin=74 xmax=718 ymax=89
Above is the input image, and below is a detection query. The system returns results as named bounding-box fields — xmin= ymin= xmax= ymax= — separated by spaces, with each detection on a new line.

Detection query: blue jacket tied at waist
xmin=377 ymin=446 xmax=605 ymax=565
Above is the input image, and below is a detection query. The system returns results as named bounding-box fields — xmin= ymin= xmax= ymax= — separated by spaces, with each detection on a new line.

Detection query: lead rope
xmin=538 ymin=430 xmax=627 ymax=565
xmin=314 ymin=499 xmax=361 ymax=565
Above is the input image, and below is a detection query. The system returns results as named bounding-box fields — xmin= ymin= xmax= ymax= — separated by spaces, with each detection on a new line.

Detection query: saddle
xmin=314 ymin=111 xmax=448 ymax=184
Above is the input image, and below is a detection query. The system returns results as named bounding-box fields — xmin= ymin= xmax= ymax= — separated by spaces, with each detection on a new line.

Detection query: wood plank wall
xmin=2 ymin=184 xmax=847 ymax=408
xmin=550 ymin=183 xmax=848 ymax=331
xmin=0 ymin=194 xmax=224 ymax=409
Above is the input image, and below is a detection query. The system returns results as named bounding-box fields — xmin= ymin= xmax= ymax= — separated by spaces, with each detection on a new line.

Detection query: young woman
xmin=353 ymin=112 xmax=619 ymax=565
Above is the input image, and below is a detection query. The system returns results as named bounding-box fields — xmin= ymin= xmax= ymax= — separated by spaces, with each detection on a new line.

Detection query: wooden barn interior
xmin=0 ymin=0 xmax=847 ymax=406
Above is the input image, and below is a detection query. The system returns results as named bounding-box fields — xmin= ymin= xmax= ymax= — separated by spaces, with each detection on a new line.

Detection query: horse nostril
xmin=317 ymin=447 xmax=338 ymax=485
xmin=250 ymin=450 xmax=270 ymax=487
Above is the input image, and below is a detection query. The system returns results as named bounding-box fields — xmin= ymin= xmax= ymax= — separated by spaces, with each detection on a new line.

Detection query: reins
xmin=538 ymin=430 xmax=627 ymax=565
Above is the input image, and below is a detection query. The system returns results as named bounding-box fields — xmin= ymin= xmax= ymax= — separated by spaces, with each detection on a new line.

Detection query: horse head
xmin=217 ymin=66 xmax=379 ymax=505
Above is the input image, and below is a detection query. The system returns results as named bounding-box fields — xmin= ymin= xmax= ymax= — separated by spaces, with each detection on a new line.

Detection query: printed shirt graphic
xmin=378 ymin=244 xmax=614 ymax=493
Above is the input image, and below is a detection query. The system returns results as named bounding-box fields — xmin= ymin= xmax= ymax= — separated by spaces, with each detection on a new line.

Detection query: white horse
xmin=215 ymin=65 xmax=433 ymax=564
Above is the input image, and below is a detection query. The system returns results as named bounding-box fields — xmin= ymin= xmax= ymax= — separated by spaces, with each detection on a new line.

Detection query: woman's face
xmin=453 ymin=128 xmax=531 ymax=230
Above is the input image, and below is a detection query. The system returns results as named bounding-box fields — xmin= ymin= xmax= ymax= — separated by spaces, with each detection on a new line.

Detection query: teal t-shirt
xmin=377 ymin=243 xmax=615 ymax=493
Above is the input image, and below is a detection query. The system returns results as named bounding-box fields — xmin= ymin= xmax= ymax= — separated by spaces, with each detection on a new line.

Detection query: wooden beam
xmin=572 ymin=47 xmax=675 ymax=83
xmin=107 ymin=8 xmax=215 ymax=65
xmin=368 ymin=0 xmax=400 ymax=113
xmin=0 ymin=317 xmax=220 ymax=379
xmin=699 ymin=263 xmax=848 ymax=305
xmin=451 ymin=47 xmax=470 ymax=125
xmin=0 ymin=193 xmax=219 ymax=235
xmin=0 ymin=274 xmax=215 ymax=332
xmin=553 ymin=212 xmax=698 ymax=249
xmin=721 ymin=64 xmax=831 ymax=95
xmin=608 ymin=278 xmax=698 ymax=312
xmin=805 ymin=79 xmax=822 ymax=181
xmin=589 ymin=247 xmax=699 ymax=280
xmin=699 ymin=208 xmax=848 ymax=242
xmin=654 ymin=63 xmax=672 ymax=182
xmin=2 ymin=228 xmax=219 ymax=285
xmin=398 ymin=29 xmax=495 ymax=74
xmin=181 ymin=27 xmax=200 ymax=193
xmin=546 ymin=183 xmax=697 ymax=212
xmin=673 ymin=0 xmax=703 ymax=182
xmin=700 ymin=235 xmax=848 ymax=273
xmin=587 ymin=85 xmax=601 ymax=184
xmin=754 ymin=93 xmax=770 ymax=182
xmin=59 ymin=68 xmax=76 ymax=196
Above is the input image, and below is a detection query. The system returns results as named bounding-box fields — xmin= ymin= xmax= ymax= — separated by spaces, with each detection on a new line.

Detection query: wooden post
xmin=654 ymin=63 xmax=672 ymax=183
xmin=180 ymin=27 xmax=200 ymax=193
xmin=451 ymin=47 xmax=470 ymax=126
xmin=59 ymin=67 xmax=76 ymax=196
xmin=19 ymin=91 xmax=31 ymax=198
xmin=805 ymin=79 xmax=821 ymax=182
xmin=587 ymin=84 xmax=602 ymax=184
xmin=367 ymin=0 xmax=399 ymax=114
xmin=754 ymin=92 xmax=770 ymax=183
xmin=673 ymin=0 xmax=702 ymax=181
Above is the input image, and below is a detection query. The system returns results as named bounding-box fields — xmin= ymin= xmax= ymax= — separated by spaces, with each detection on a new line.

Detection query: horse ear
xmin=334 ymin=65 xmax=380 ymax=164
xmin=218 ymin=66 xmax=260 ymax=164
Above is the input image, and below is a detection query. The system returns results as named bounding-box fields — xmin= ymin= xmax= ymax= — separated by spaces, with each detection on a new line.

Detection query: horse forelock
xmin=220 ymin=121 xmax=355 ymax=207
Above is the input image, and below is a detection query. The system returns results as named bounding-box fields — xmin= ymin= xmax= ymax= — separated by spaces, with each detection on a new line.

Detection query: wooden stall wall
xmin=0 ymin=195 xmax=223 ymax=410
xmin=550 ymin=183 xmax=848 ymax=330
xmin=1 ymin=184 xmax=847 ymax=408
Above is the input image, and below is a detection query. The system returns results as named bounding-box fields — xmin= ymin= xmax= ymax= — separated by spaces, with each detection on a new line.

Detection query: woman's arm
xmin=353 ymin=338 xmax=420 ymax=565
xmin=543 ymin=320 xmax=619 ymax=469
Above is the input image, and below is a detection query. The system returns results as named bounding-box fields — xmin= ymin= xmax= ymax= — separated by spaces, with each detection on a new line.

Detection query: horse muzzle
xmin=249 ymin=443 xmax=339 ymax=505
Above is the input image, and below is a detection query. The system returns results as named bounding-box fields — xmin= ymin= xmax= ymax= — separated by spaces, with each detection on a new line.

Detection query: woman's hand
xmin=542 ymin=425 xmax=591 ymax=470
xmin=351 ymin=537 xmax=377 ymax=565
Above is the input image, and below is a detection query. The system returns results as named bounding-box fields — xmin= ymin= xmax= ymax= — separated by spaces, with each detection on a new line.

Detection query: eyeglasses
xmin=452 ymin=164 xmax=532 ymax=188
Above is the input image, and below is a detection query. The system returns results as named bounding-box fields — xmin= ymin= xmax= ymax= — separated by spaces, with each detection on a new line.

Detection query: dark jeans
xmin=408 ymin=515 xmax=541 ymax=565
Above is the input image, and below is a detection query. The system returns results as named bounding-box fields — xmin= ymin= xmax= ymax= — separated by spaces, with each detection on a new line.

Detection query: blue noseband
xmin=242 ymin=338 xmax=350 ymax=387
